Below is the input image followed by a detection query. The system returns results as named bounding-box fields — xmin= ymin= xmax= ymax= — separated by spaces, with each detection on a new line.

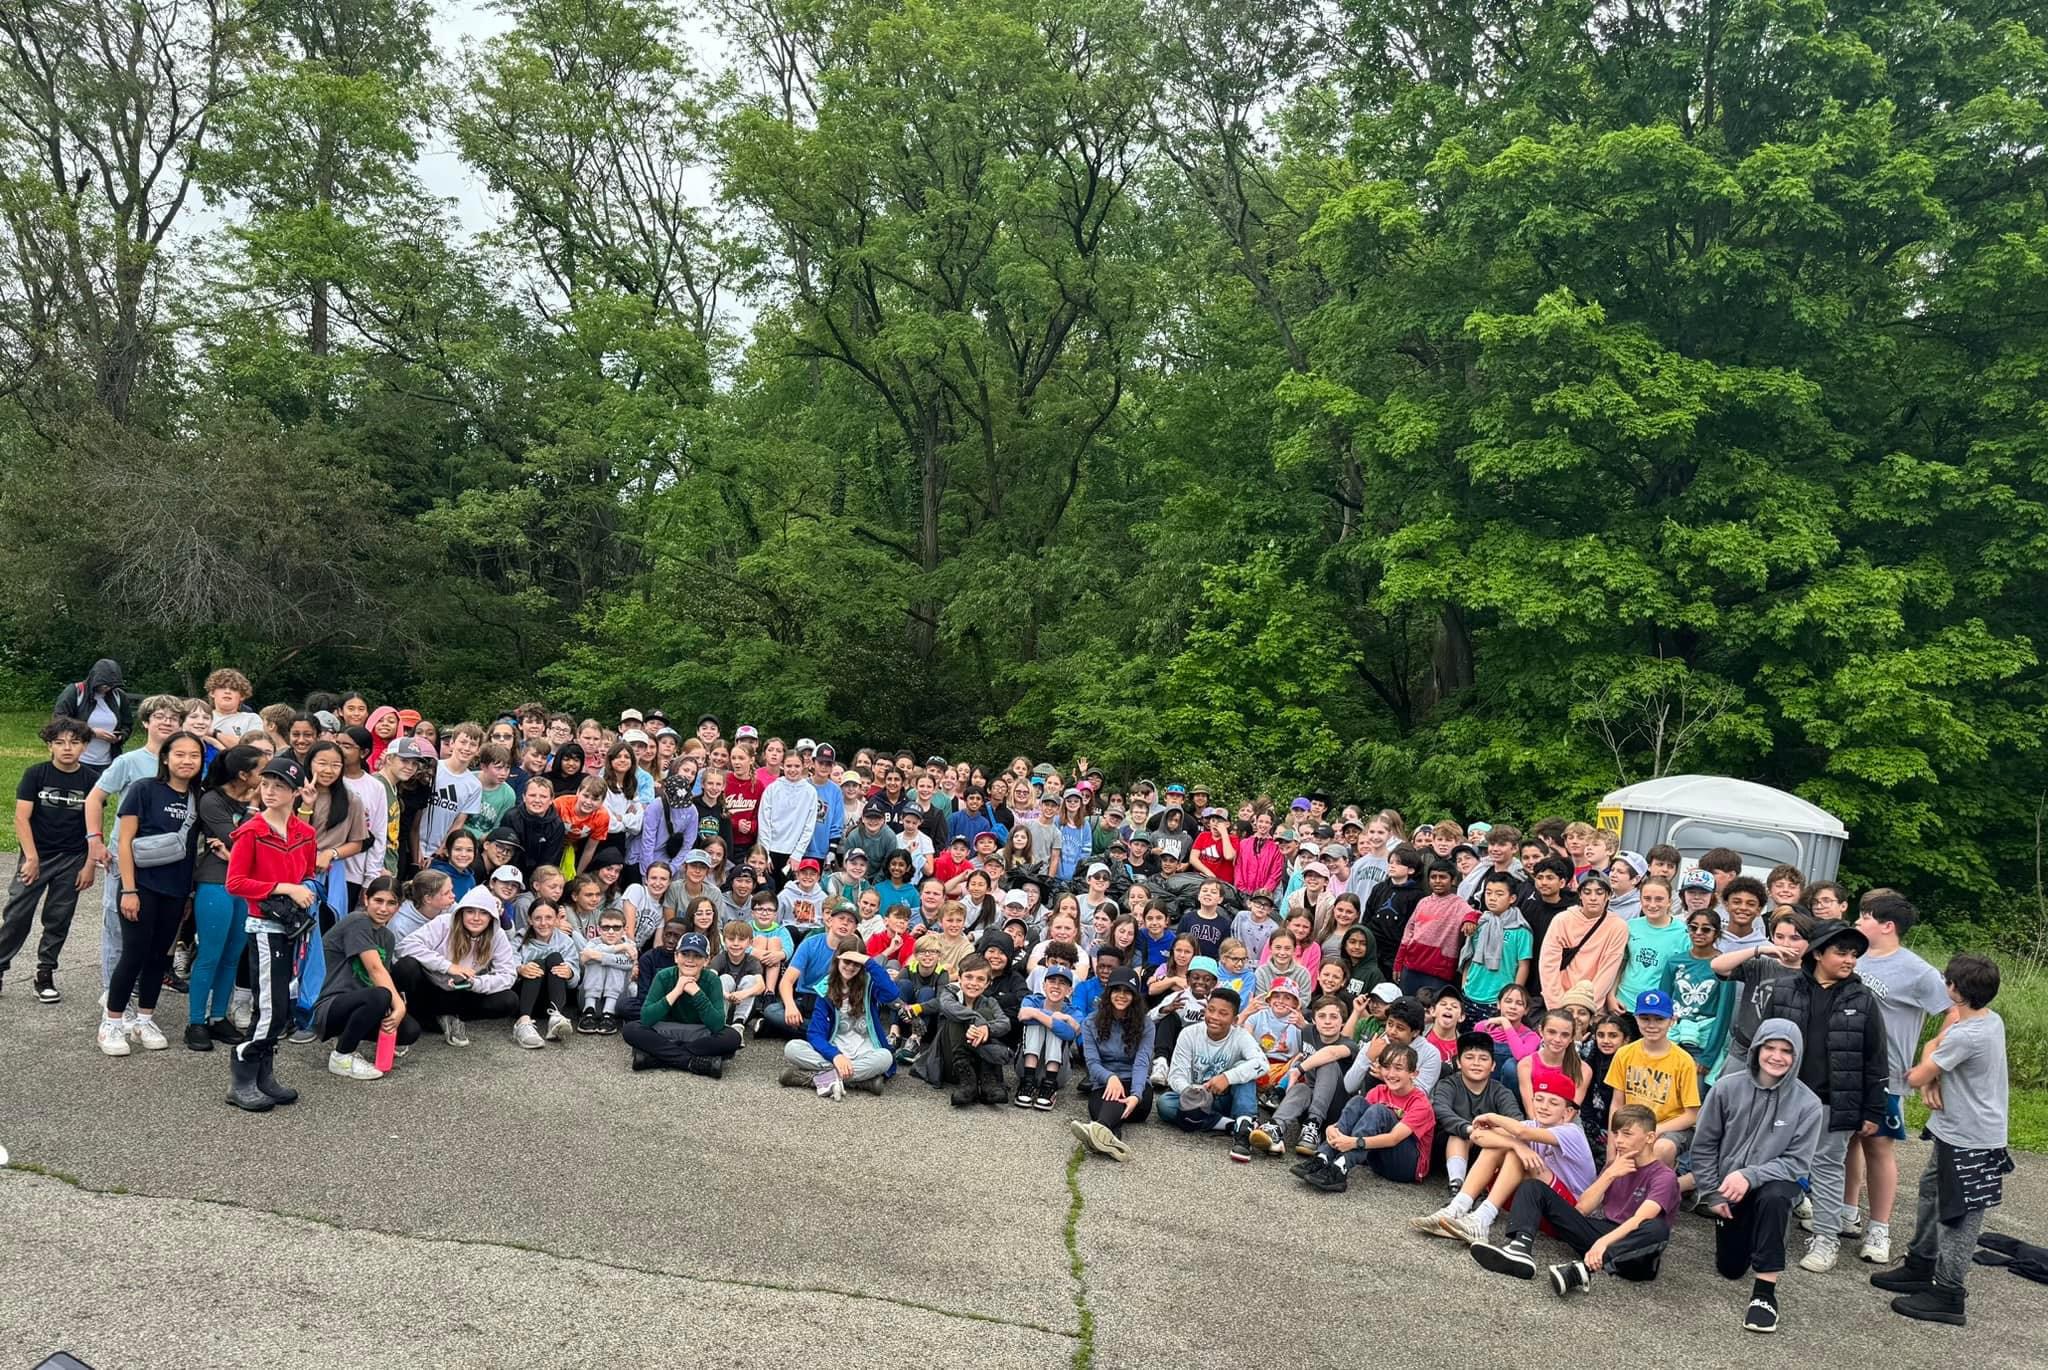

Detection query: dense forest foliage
xmin=1 ymin=0 xmax=2043 ymax=922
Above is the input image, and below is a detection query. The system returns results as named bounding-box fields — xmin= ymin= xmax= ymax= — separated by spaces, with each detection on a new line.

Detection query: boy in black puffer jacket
xmin=1768 ymin=920 xmax=1888 ymax=1275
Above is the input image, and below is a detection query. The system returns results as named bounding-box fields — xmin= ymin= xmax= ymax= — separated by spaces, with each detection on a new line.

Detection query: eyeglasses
xmin=599 ymin=924 xmax=625 ymax=932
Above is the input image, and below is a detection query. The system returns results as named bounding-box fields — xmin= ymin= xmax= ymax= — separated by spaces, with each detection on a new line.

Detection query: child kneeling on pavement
xmin=1689 ymin=1016 xmax=1824 ymax=1334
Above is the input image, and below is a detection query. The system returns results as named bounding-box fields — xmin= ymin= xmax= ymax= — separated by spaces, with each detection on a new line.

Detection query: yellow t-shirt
xmin=1606 ymin=1039 xmax=1702 ymax=1125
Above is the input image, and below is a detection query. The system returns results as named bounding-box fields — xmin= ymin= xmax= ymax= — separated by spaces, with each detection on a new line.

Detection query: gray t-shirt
xmin=1929 ymin=1010 xmax=2007 ymax=1150
xmin=1857 ymin=947 xmax=1951 ymax=1093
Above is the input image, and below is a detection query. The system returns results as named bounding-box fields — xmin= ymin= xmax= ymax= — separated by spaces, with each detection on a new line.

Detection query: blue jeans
xmin=1158 ymin=1078 xmax=1258 ymax=1130
xmin=1325 ymin=1100 xmax=1421 ymax=1182
xmin=189 ymin=882 xmax=246 ymax=1025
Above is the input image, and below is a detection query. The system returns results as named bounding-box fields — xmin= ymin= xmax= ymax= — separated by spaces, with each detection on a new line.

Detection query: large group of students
xmin=0 ymin=661 xmax=2016 ymax=1334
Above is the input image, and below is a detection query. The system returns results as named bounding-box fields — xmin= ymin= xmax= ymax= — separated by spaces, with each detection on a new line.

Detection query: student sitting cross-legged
xmin=1466 ymin=1103 xmax=1679 ymax=1295
xmin=622 ymin=931 xmax=742 ymax=1077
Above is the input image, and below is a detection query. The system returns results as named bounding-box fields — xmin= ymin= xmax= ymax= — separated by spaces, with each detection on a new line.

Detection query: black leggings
xmin=1085 ymin=1084 xmax=1154 ymax=1137
xmin=389 ymin=956 xmax=518 ymax=1022
xmin=1715 ymin=1177 xmax=1800 ymax=1278
xmin=107 ymin=887 xmax=185 ymax=1014
xmin=320 ymin=985 xmax=426 ymax=1056
xmin=513 ymin=956 xmax=573 ymax=1020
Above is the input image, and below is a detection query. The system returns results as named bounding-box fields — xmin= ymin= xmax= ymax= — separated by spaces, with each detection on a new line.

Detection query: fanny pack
xmin=131 ymin=798 xmax=197 ymax=869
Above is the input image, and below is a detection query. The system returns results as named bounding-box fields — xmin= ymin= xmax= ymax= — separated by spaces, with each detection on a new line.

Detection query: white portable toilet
xmin=1597 ymin=775 xmax=1848 ymax=883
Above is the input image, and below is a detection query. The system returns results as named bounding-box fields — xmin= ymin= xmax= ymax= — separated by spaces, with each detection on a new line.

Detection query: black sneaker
xmin=630 ymin=1050 xmax=656 ymax=1072
xmin=1744 ymin=1297 xmax=1779 ymax=1334
xmin=1471 ymin=1237 xmax=1536 ymax=1279
xmin=1034 ymin=1090 xmax=1055 ymax=1111
xmin=207 ymin=1017 xmax=245 ymax=1044
xmin=1014 ymin=1087 xmax=1036 ymax=1109
xmin=183 ymin=1023 xmax=213 ymax=1052
xmin=1304 ymin=1160 xmax=1349 ymax=1192
xmin=977 ymin=1078 xmax=1008 ymax=1107
xmin=576 ymin=1007 xmax=599 ymax=1034
xmin=160 ymin=970 xmax=189 ymax=994
xmin=598 ymin=1013 xmax=621 ymax=1035
xmin=1228 ymin=1117 xmax=1254 ymax=1163
xmin=34 ymin=970 xmax=59 ymax=1003
xmin=1549 ymin=1261 xmax=1590 ymax=1297
xmin=1290 ymin=1156 xmax=1327 ymax=1180
xmin=950 ymin=1083 xmax=978 ymax=1107
xmin=683 ymin=1055 xmax=725 ymax=1079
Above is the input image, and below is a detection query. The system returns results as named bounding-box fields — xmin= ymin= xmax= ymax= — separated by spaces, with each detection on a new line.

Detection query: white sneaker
xmin=133 ymin=1016 xmax=168 ymax=1051
xmin=230 ymin=989 xmax=253 ymax=1032
xmin=328 ymin=1051 xmax=384 ymax=1081
xmin=1438 ymin=1210 xmax=1487 ymax=1245
xmin=121 ymin=1008 xmax=141 ymax=1041
xmin=439 ymin=1014 xmax=469 ymax=1047
xmin=513 ymin=1020 xmax=545 ymax=1050
xmin=1860 ymin=1229 xmax=1892 ymax=1264
xmin=1410 ymin=1205 xmax=1461 ymax=1237
xmin=828 ymin=1077 xmax=846 ymax=1102
xmin=96 ymin=1018 xmax=132 ymax=1057
xmin=1799 ymin=1234 xmax=1840 ymax=1273
xmin=1149 ymin=1056 xmax=1168 ymax=1087
xmin=1794 ymin=1194 xmax=1815 ymax=1230
xmin=544 ymin=1010 xmax=571 ymax=1042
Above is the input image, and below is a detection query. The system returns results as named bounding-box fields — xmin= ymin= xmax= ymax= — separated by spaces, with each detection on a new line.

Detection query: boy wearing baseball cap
xmin=1239 ymin=978 xmax=1305 ymax=1154
xmin=1605 ymin=988 xmax=1702 ymax=1186
xmin=623 ymin=931 xmax=741 ymax=1077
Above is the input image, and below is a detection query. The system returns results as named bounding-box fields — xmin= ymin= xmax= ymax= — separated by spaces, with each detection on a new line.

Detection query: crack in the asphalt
xmin=1062 ymin=1145 xmax=1096 ymax=1370
xmin=2 ymin=1162 xmax=1081 ymax=1340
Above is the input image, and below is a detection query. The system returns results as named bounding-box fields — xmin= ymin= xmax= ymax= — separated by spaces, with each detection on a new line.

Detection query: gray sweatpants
xmin=1908 ymin=1147 xmax=1988 ymax=1287
xmin=1273 ymin=1059 xmax=1348 ymax=1127
xmin=0 ymin=851 xmax=88 ymax=977
xmin=783 ymin=1038 xmax=891 ymax=1081
xmin=580 ymin=962 xmax=629 ymax=1011
xmin=1809 ymin=1129 xmax=1854 ymax=1238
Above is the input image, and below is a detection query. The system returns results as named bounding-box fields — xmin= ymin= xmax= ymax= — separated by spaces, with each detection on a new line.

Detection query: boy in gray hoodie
xmin=1691 ymin=1016 xmax=1825 ymax=1335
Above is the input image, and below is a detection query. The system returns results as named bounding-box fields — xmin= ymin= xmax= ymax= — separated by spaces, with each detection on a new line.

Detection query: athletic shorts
xmin=1878 ymin=1091 xmax=1907 ymax=1141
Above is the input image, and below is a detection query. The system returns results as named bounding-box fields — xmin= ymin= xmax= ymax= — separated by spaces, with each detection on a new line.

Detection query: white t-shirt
xmin=344 ymin=772 xmax=389 ymax=883
xmin=82 ymin=697 xmax=119 ymax=767
xmin=416 ymin=762 xmax=481 ymax=861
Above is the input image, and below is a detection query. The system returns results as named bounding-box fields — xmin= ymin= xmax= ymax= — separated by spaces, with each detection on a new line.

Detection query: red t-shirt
xmin=1364 ymin=1083 xmax=1437 ymax=1181
xmin=1191 ymin=831 xmax=1236 ymax=887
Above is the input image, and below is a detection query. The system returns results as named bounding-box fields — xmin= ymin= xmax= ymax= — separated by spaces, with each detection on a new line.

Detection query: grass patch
xmin=0 ymin=710 xmax=44 ymax=853
xmin=1062 ymin=1144 xmax=1096 ymax=1370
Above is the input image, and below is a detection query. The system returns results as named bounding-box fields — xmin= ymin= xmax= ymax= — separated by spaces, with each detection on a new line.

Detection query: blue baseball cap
xmin=677 ymin=932 xmax=710 ymax=957
xmin=1188 ymin=956 xmax=1222 ymax=978
xmin=1634 ymin=989 xmax=1674 ymax=1019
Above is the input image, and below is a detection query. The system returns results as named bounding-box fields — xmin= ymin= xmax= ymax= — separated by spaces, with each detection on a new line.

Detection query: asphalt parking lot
xmin=3 ymin=903 xmax=2046 ymax=1369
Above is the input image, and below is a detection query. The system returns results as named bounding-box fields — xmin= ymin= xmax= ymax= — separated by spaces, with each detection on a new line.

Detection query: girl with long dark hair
xmin=1072 ymin=967 xmax=1154 ymax=1160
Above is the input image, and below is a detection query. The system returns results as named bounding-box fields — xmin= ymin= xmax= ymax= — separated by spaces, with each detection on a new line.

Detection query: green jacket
xmin=639 ymin=965 xmax=728 ymax=1031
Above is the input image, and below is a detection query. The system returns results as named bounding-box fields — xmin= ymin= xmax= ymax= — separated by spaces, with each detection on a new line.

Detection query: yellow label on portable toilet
xmin=1596 ymin=807 xmax=1623 ymax=834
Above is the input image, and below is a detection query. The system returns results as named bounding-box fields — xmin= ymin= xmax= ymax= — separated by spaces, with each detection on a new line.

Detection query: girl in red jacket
xmin=223 ymin=755 xmax=319 ymax=1112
